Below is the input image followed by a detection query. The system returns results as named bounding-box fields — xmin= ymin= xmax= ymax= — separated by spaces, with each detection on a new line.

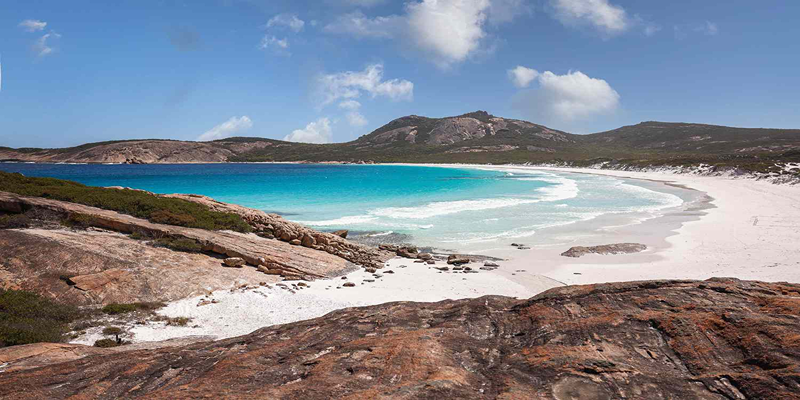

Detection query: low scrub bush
xmin=154 ymin=237 xmax=203 ymax=253
xmin=0 ymin=171 xmax=251 ymax=232
xmin=0 ymin=214 xmax=31 ymax=229
xmin=94 ymin=338 xmax=123 ymax=348
xmin=0 ymin=289 xmax=81 ymax=347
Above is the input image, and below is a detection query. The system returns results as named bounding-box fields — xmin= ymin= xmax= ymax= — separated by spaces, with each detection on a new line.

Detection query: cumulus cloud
xmin=34 ymin=32 xmax=61 ymax=57
xmin=267 ymin=14 xmax=305 ymax=32
xmin=549 ymin=0 xmax=629 ymax=35
xmin=508 ymin=66 xmax=539 ymax=88
xmin=18 ymin=19 xmax=47 ymax=32
xmin=317 ymin=63 xmax=413 ymax=106
xmin=512 ymin=68 xmax=620 ymax=122
xmin=284 ymin=118 xmax=333 ymax=144
xmin=197 ymin=116 xmax=253 ymax=141
xmin=325 ymin=0 xmax=529 ymax=69
xmin=406 ymin=0 xmax=490 ymax=68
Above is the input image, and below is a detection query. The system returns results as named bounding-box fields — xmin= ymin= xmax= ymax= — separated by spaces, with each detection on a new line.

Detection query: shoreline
xmin=8 ymin=162 xmax=796 ymax=344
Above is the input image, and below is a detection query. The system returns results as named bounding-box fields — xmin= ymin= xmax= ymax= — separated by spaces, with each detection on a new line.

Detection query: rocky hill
xmin=1 ymin=278 xmax=799 ymax=398
xmin=2 ymin=111 xmax=800 ymax=171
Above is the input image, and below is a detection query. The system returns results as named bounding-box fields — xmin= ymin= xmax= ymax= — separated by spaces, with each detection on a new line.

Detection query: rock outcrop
xmin=165 ymin=194 xmax=392 ymax=269
xmin=0 ymin=191 xmax=356 ymax=281
xmin=561 ymin=243 xmax=648 ymax=258
xmin=1 ymin=278 xmax=798 ymax=398
xmin=0 ymin=229 xmax=278 ymax=305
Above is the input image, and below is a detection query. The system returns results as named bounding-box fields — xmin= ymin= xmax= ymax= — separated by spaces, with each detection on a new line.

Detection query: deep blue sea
xmin=0 ymin=163 xmax=684 ymax=252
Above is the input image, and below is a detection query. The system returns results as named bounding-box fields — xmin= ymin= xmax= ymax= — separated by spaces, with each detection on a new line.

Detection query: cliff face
xmin=1 ymin=278 xmax=799 ymax=399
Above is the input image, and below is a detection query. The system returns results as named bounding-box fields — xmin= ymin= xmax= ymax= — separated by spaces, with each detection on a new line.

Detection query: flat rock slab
xmin=0 ymin=192 xmax=350 ymax=280
xmin=0 ymin=229 xmax=280 ymax=305
xmin=561 ymin=243 xmax=647 ymax=258
xmin=1 ymin=278 xmax=799 ymax=398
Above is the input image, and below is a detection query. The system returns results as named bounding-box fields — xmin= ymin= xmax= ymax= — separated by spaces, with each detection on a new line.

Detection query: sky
xmin=0 ymin=0 xmax=799 ymax=148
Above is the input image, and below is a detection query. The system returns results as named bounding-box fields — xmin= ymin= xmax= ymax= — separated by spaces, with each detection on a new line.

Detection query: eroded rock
xmin=1 ymin=279 xmax=798 ymax=399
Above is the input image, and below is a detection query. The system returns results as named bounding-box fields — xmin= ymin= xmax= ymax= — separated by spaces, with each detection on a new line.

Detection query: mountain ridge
xmin=2 ymin=111 xmax=799 ymax=173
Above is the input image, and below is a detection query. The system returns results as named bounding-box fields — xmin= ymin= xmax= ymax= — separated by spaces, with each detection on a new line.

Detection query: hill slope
xmin=2 ymin=111 xmax=799 ymax=171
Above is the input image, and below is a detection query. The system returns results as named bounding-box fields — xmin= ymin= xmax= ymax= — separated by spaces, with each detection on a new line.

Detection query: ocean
xmin=0 ymin=163 xmax=687 ymax=253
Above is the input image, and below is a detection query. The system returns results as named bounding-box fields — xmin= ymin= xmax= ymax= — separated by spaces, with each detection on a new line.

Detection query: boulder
xmin=447 ymin=255 xmax=470 ymax=265
xmin=484 ymin=261 xmax=499 ymax=267
xmin=417 ymin=252 xmax=433 ymax=260
xmin=342 ymin=282 xmax=356 ymax=287
xmin=561 ymin=243 xmax=647 ymax=258
xmin=332 ymin=230 xmax=348 ymax=239
xmin=223 ymin=257 xmax=246 ymax=268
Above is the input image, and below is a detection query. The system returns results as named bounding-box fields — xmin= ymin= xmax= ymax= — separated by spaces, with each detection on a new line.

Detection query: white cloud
xmin=512 ymin=68 xmax=620 ymax=122
xmin=317 ymin=63 xmax=413 ymax=106
xmin=508 ymin=66 xmax=539 ymax=88
xmin=284 ymin=118 xmax=333 ymax=144
xmin=197 ymin=116 xmax=253 ymax=141
xmin=267 ymin=14 xmax=305 ymax=33
xmin=338 ymin=100 xmax=362 ymax=110
xmin=696 ymin=21 xmax=719 ymax=36
xmin=325 ymin=0 xmax=529 ymax=69
xmin=18 ymin=19 xmax=47 ymax=32
xmin=346 ymin=111 xmax=369 ymax=127
xmin=260 ymin=35 xmax=289 ymax=50
xmin=406 ymin=0 xmax=491 ymax=68
xmin=324 ymin=11 xmax=403 ymax=38
xmin=34 ymin=32 xmax=61 ymax=57
xmin=549 ymin=0 xmax=629 ymax=35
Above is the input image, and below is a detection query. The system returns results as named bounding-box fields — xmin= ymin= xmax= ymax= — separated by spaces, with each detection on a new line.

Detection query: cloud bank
xmin=284 ymin=118 xmax=333 ymax=143
xmin=511 ymin=67 xmax=620 ymax=123
xmin=197 ymin=116 xmax=253 ymax=141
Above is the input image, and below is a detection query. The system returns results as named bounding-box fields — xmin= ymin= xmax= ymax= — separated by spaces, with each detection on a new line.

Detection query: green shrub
xmin=154 ymin=237 xmax=203 ymax=253
xmin=0 ymin=214 xmax=31 ymax=229
xmin=94 ymin=338 xmax=122 ymax=348
xmin=102 ymin=326 xmax=124 ymax=336
xmin=0 ymin=172 xmax=251 ymax=232
xmin=0 ymin=289 xmax=81 ymax=347
xmin=101 ymin=302 xmax=165 ymax=315
xmin=62 ymin=213 xmax=97 ymax=229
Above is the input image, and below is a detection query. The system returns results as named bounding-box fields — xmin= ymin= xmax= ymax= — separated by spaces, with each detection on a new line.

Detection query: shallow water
xmin=0 ymin=163 xmax=686 ymax=252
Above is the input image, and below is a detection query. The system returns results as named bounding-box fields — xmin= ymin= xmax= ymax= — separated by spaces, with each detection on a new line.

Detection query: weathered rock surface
xmin=223 ymin=257 xmax=245 ymax=268
xmin=0 ymin=229 xmax=279 ymax=305
xmin=0 ymin=191 xmax=354 ymax=281
xmin=447 ymin=254 xmax=471 ymax=265
xmin=166 ymin=194 xmax=392 ymax=269
xmin=1 ymin=278 xmax=799 ymax=399
xmin=561 ymin=243 xmax=648 ymax=258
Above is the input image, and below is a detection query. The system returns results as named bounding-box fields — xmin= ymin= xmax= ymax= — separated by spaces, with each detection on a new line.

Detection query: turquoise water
xmin=0 ymin=163 xmax=684 ymax=252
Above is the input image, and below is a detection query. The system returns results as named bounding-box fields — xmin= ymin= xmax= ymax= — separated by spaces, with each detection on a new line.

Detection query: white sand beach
xmin=72 ymin=166 xmax=800 ymax=344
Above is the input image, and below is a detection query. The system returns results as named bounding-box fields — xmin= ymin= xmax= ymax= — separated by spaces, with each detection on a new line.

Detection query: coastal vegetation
xmin=0 ymin=171 xmax=251 ymax=232
xmin=0 ymin=289 xmax=81 ymax=347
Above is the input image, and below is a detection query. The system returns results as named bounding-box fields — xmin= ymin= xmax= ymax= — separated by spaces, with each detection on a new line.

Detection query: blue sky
xmin=1 ymin=0 xmax=799 ymax=148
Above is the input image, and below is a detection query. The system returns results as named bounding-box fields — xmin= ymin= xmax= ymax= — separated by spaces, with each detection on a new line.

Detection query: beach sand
xmin=71 ymin=166 xmax=800 ymax=344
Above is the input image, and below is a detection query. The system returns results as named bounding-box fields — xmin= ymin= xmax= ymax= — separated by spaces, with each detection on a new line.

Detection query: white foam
xmin=370 ymin=197 xmax=542 ymax=220
xmin=297 ymin=215 xmax=377 ymax=226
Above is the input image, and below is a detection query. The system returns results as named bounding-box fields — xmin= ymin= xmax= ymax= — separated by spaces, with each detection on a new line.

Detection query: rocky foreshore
xmin=1 ymin=278 xmax=799 ymax=399
xmin=0 ymin=190 xmax=392 ymax=305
